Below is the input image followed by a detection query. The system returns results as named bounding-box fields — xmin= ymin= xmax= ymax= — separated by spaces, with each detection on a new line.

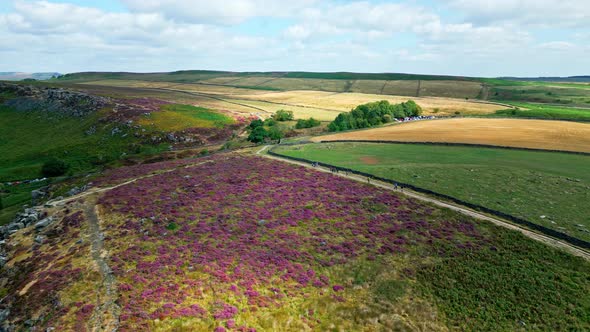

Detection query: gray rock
xmin=257 ymin=219 xmax=267 ymax=226
xmin=0 ymin=256 xmax=7 ymax=269
xmin=0 ymin=309 xmax=9 ymax=322
xmin=35 ymin=217 xmax=53 ymax=230
xmin=34 ymin=235 xmax=46 ymax=244
xmin=66 ymin=185 xmax=87 ymax=196
xmin=31 ymin=189 xmax=46 ymax=201
xmin=7 ymin=223 xmax=24 ymax=232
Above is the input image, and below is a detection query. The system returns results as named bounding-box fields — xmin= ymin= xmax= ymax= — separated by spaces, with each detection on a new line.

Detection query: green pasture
xmin=274 ymin=142 xmax=590 ymax=241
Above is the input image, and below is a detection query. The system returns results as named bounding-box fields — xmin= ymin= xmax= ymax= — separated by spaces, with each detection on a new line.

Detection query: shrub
xmin=41 ymin=158 xmax=69 ymax=177
xmin=295 ymin=118 xmax=321 ymax=129
xmin=272 ymin=110 xmax=294 ymax=121
xmin=268 ymin=126 xmax=284 ymax=140
xmin=264 ymin=118 xmax=277 ymax=126
xmin=248 ymin=126 xmax=268 ymax=143
xmin=248 ymin=119 xmax=264 ymax=129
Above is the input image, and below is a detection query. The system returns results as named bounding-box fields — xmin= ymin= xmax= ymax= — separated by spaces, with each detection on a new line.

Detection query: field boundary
xmin=268 ymin=146 xmax=590 ymax=250
xmin=316 ymin=139 xmax=590 ymax=156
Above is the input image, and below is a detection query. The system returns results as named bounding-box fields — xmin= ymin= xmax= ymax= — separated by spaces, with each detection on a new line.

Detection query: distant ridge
xmin=0 ymin=72 xmax=61 ymax=81
xmin=499 ymin=76 xmax=590 ymax=83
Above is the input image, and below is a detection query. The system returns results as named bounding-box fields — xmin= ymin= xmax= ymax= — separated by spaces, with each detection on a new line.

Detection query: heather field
xmin=1 ymin=154 xmax=590 ymax=331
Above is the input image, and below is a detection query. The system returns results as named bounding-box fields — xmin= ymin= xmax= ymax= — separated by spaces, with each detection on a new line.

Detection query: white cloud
xmin=122 ymin=0 xmax=317 ymax=25
xmin=0 ymin=0 xmax=588 ymax=76
xmin=283 ymin=1 xmax=438 ymax=41
xmin=445 ymin=0 xmax=590 ymax=28
xmin=538 ymin=41 xmax=576 ymax=51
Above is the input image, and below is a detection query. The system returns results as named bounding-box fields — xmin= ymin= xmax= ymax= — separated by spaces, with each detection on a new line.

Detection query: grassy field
xmin=138 ymin=104 xmax=235 ymax=131
xmin=489 ymin=83 xmax=590 ymax=107
xmin=314 ymin=118 xmax=590 ymax=153
xmin=0 ymin=104 xmax=169 ymax=224
xmin=273 ymin=142 xmax=590 ymax=242
xmin=493 ymin=102 xmax=590 ymax=121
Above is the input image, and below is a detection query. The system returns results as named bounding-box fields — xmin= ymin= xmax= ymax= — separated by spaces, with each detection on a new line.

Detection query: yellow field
xmin=234 ymin=91 xmax=503 ymax=118
xmin=80 ymin=80 xmax=505 ymax=121
xmin=312 ymin=118 xmax=590 ymax=153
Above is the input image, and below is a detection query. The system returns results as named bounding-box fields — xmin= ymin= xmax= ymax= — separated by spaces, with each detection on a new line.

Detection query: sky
xmin=0 ymin=0 xmax=588 ymax=77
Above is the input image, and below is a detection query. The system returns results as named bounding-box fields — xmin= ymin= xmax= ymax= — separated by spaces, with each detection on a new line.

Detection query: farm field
xmin=493 ymin=102 xmax=590 ymax=121
xmin=233 ymin=91 xmax=503 ymax=117
xmin=74 ymin=80 xmax=505 ymax=120
xmin=313 ymin=118 xmax=590 ymax=153
xmin=2 ymin=154 xmax=589 ymax=331
xmin=273 ymin=143 xmax=590 ymax=242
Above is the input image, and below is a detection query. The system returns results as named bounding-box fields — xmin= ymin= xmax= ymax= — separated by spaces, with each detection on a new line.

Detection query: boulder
xmin=34 ymin=235 xmax=46 ymax=244
xmin=7 ymin=223 xmax=24 ymax=232
xmin=31 ymin=189 xmax=46 ymax=201
xmin=0 ymin=309 xmax=9 ymax=323
xmin=35 ymin=217 xmax=53 ymax=230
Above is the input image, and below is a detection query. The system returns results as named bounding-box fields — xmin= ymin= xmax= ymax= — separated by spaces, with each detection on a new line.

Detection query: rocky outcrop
xmin=0 ymin=82 xmax=110 ymax=117
xmin=0 ymin=208 xmax=46 ymax=240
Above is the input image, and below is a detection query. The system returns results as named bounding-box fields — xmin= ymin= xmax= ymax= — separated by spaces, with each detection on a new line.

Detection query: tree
xmin=272 ymin=110 xmax=294 ymax=121
xmin=268 ymin=126 xmax=284 ymax=140
xmin=248 ymin=119 xmax=264 ymax=129
xmin=264 ymin=118 xmax=277 ymax=126
xmin=42 ymin=158 xmax=69 ymax=177
xmin=248 ymin=126 xmax=268 ymax=143
xmin=295 ymin=117 xmax=321 ymax=129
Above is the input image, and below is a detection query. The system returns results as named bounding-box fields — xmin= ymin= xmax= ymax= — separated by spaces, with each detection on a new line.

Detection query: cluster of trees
xmin=327 ymin=100 xmax=422 ymax=132
xmin=295 ymin=117 xmax=321 ymax=129
xmin=247 ymin=118 xmax=284 ymax=143
xmin=42 ymin=158 xmax=69 ymax=177
xmin=272 ymin=110 xmax=294 ymax=121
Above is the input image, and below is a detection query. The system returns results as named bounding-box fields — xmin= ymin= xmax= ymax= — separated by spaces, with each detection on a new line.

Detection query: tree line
xmin=328 ymin=100 xmax=422 ymax=132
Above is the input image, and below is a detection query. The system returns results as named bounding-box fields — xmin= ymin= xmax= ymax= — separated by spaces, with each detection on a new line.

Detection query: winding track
xmin=83 ymin=199 xmax=120 ymax=332
xmin=257 ymin=145 xmax=590 ymax=260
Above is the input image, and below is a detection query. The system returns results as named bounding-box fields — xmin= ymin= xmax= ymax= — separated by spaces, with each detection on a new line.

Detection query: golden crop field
xmin=234 ymin=90 xmax=503 ymax=117
xmin=313 ymin=118 xmax=590 ymax=153
xmin=79 ymin=80 xmax=504 ymax=121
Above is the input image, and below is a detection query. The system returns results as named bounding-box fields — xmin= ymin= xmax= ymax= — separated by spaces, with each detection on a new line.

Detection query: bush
xmin=264 ymin=118 xmax=277 ymax=126
xmin=272 ymin=110 xmax=294 ymax=121
xmin=42 ymin=158 xmax=69 ymax=177
xmin=248 ymin=126 xmax=268 ymax=143
xmin=295 ymin=117 xmax=321 ymax=129
xmin=268 ymin=126 xmax=284 ymax=140
xmin=248 ymin=119 xmax=264 ymax=129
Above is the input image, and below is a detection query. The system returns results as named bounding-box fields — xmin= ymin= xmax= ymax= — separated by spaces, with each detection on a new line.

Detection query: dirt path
xmin=46 ymin=160 xmax=214 ymax=208
xmin=258 ymin=146 xmax=590 ymax=260
xmin=83 ymin=198 xmax=120 ymax=332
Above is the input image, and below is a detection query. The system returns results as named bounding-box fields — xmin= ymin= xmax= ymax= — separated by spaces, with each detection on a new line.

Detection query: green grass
xmin=0 ymin=105 xmax=167 ymax=223
xmin=0 ymin=106 xmax=151 ymax=181
xmin=281 ymin=72 xmax=477 ymax=81
xmin=416 ymin=221 xmax=590 ymax=331
xmin=490 ymin=84 xmax=590 ymax=107
xmin=139 ymin=104 xmax=235 ymax=131
xmin=491 ymin=102 xmax=590 ymax=121
xmin=273 ymin=142 xmax=590 ymax=241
